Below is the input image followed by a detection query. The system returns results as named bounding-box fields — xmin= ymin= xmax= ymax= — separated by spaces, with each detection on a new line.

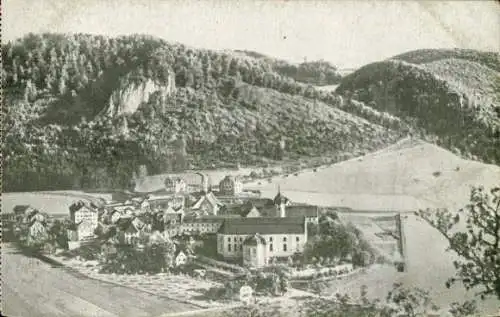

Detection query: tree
xmin=417 ymin=186 xmax=500 ymax=300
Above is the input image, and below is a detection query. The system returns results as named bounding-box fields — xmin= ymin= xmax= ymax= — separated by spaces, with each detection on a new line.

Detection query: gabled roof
xmin=218 ymin=217 xmax=306 ymax=235
xmin=243 ymin=233 xmax=267 ymax=246
xmin=241 ymin=204 xmax=261 ymax=218
xmin=192 ymin=192 xmax=223 ymax=209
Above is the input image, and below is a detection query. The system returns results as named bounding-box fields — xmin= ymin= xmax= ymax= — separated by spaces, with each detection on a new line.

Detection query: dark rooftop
xmin=243 ymin=233 xmax=267 ymax=246
xmin=218 ymin=217 xmax=306 ymax=235
xmin=286 ymin=205 xmax=319 ymax=218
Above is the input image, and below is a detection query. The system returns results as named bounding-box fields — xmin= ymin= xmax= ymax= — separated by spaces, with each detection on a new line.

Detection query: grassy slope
xmin=247 ymin=138 xmax=500 ymax=210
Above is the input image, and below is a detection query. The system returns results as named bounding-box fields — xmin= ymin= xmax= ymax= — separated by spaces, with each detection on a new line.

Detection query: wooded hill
xmin=336 ymin=48 xmax=500 ymax=164
xmin=3 ymin=33 xmax=405 ymax=192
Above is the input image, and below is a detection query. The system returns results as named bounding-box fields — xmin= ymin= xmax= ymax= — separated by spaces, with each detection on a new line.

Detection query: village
xmin=3 ymin=171 xmax=391 ymax=306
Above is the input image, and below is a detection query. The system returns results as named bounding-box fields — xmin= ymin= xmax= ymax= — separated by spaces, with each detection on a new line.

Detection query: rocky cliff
xmin=105 ymin=71 xmax=176 ymax=117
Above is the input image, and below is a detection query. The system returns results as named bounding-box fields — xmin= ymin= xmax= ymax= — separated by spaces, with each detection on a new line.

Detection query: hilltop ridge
xmin=336 ymin=48 xmax=500 ymax=165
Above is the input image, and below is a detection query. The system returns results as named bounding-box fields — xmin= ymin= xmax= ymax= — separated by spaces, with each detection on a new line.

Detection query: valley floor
xmin=1 ymin=244 xmax=201 ymax=317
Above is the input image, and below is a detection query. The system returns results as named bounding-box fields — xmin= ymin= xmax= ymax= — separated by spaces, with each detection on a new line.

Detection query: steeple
xmin=273 ymin=185 xmax=289 ymax=218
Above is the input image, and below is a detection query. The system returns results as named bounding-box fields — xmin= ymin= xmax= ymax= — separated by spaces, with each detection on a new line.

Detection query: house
xmin=164 ymin=177 xmax=187 ymax=194
xmin=243 ymin=234 xmax=268 ymax=268
xmin=190 ymin=192 xmax=224 ymax=216
xmin=174 ymin=250 xmax=188 ymax=267
xmin=218 ymin=175 xmax=243 ymax=196
xmin=217 ymin=217 xmax=307 ymax=264
xmin=26 ymin=220 xmax=49 ymax=247
xmin=69 ymin=201 xmax=99 ymax=235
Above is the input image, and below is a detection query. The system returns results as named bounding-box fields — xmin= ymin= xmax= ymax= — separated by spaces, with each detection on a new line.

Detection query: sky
xmin=3 ymin=0 xmax=499 ymax=69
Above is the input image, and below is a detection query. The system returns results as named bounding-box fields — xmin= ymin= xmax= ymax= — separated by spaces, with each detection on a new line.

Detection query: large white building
xmin=69 ymin=201 xmax=99 ymax=240
xmin=216 ymin=217 xmax=308 ymax=266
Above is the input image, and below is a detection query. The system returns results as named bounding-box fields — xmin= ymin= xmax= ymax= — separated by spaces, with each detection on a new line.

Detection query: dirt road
xmin=1 ymin=244 xmax=200 ymax=317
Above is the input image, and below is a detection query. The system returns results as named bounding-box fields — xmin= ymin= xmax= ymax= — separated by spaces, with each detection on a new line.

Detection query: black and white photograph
xmin=2 ymin=1 xmax=500 ymax=316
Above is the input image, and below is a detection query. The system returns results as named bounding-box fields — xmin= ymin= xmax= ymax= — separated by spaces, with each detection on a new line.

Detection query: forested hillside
xmin=233 ymin=50 xmax=342 ymax=86
xmin=3 ymin=33 xmax=404 ymax=192
xmin=336 ymin=49 xmax=500 ymax=164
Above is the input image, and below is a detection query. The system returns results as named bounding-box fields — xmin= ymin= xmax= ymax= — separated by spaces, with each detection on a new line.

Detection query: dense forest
xmin=3 ymin=33 xmax=404 ymax=192
xmin=337 ymin=50 xmax=500 ymax=164
xmin=234 ymin=50 xmax=343 ymax=86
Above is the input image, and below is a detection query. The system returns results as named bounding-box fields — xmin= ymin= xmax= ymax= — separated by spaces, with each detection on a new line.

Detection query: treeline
xmin=234 ymin=50 xmax=342 ymax=86
xmin=337 ymin=60 xmax=500 ymax=164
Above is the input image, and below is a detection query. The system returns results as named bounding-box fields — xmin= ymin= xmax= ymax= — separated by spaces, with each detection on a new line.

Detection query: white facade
xmin=71 ymin=206 xmax=98 ymax=226
xmin=243 ymin=243 xmax=267 ymax=268
xmin=217 ymin=233 xmax=306 ymax=260
xmin=76 ymin=219 xmax=97 ymax=240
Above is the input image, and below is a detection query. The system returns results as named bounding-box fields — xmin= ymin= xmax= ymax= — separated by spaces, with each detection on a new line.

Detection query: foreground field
xmin=1 ymin=244 xmax=200 ymax=317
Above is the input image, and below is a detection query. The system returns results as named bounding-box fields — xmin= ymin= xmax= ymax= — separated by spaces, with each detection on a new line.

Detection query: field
xmin=246 ymin=139 xmax=500 ymax=314
xmin=2 ymin=191 xmax=112 ymax=215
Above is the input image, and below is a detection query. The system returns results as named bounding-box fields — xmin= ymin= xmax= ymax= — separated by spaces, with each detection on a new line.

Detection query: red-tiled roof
xmin=218 ymin=217 xmax=306 ymax=235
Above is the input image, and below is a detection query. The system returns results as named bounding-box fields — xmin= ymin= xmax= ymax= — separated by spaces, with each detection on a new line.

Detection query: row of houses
xmin=133 ymin=173 xmax=246 ymax=197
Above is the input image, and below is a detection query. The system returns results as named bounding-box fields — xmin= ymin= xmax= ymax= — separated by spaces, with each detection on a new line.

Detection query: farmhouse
xmin=216 ymin=216 xmax=307 ymax=266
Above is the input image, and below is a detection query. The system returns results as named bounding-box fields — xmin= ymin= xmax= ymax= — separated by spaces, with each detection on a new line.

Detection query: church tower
xmin=273 ymin=185 xmax=289 ymax=218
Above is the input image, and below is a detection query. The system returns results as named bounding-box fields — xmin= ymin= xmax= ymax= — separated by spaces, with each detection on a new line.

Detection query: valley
xmin=3 ymin=139 xmax=500 ymax=315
